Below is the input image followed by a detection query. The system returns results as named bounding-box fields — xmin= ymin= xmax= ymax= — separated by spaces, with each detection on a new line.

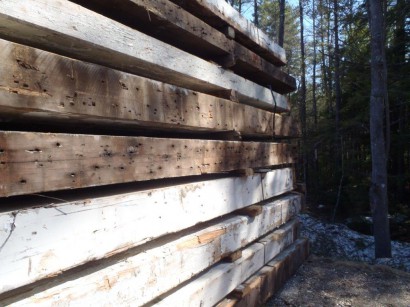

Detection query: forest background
xmin=226 ymin=0 xmax=410 ymax=243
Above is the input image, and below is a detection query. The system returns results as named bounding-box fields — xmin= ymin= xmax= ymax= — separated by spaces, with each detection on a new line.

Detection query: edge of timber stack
xmin=0 ymin=0 xmax=307 ymax=306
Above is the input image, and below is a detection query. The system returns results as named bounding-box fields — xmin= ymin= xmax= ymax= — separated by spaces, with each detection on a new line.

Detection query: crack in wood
xmin=0 ymin=212 xmax=17 ymax=253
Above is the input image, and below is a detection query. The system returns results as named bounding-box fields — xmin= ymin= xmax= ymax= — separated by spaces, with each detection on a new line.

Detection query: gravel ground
xmin=265 ymin=214 xmax=410 ymax=306
xmin=266 ymin=255 xmax=410 ymax=307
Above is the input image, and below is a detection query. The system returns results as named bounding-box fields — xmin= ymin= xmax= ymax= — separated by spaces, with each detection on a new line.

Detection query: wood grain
xmin=1 ymin=198 xmax=301 ymax=305
xmin=0 ymin=170 xmax=296 ymax=295
xmin=217 ymin=238 xmax=310 ymax=307
xmin=169 ymin=0 xmax=286 ymax=66
xmin=0 ymin=131 xmax=295 ymax=197
xmin=70 ymin=0 xmax=296 ymax=93
xmin=0 ymin=39 xmax=299 ymax=137
xmin=0 ymin=0 xmax=288 ymax=111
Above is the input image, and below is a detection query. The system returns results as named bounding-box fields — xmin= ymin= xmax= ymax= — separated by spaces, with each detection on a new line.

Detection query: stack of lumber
xmin=0 ymin=0 xmax=307 ymax=306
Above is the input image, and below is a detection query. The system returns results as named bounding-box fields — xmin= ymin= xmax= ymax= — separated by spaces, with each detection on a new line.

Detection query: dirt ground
xmin=266 ymin=255 xmax=410 ymax=307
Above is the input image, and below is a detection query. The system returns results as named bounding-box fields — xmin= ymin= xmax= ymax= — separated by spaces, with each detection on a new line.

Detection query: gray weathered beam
xmin=0 ymin=0 xmax=288 ymax=111
xmin=70 ymin=0 xmax=296 ymax=93
xmin=169 ymin=0 xmax=286 ymax=66
xmin=0 ymin=39 xmax=300 ymax=138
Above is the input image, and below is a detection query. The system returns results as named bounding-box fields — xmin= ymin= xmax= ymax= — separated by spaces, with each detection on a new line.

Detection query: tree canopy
xmin=255 ymin=0 xmax=410 ymax=246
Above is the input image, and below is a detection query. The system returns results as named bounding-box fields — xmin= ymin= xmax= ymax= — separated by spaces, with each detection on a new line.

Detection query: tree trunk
xmin=369 ymin=0 xmax=391 ymax=258
xmin=278 ymin=0 xmax=285 ymax=47
xmin=333 ymin=0 xmax=341 ymax=130
xmin=312 ymin=0 xmax=317 ymax=127
xmin=254 ymin=0 xmax=259 ymax=26
xmin=299 ymin=0 xmax=307 ymax=186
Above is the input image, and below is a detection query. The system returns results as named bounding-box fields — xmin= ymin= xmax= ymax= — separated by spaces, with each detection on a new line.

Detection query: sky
xmin=241 ymin=0 xmax=299 ymax=22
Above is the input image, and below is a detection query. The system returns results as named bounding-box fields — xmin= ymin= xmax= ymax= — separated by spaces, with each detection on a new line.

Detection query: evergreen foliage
xmin=259 ymin=0 xmax=410 ymax=242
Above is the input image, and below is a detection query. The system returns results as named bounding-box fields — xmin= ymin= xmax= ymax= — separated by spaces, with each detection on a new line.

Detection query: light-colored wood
xmin=218 ymin=238 xmax=310 ymax=306
xmin=71 ymin=0 xmax=296 ymax=93
xmin=1 ymin=197 xmax=301 ymax=305
xmin=0 ymin=0 xmax=288 ymax=111
xmin=169 ymin=0 xmax=286 ymax=66
xmin=154 ymin=243 xmax=265 ymax=307
xmin=0 ymin=39 xmax=299 ymax=138
xmin=155 ymin=227 xmax=303 ymax=307
xmin=0 ymin=171 xmax=296 ymax=295
xmin=259 ymin=219 xmax=299 ymax=262
xmin=262 ymin=167 xmax=296 ymax=199
xmin=0 ymin=131 xmax=294 ymax=197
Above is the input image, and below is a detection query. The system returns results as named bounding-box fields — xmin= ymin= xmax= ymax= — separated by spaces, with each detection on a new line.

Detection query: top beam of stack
xmin=0 ymin=0 xmax=289 ymax=112
xmin=70 ymin=0 xmax=296 ymax=94
xmin=169 ymin=0 xmax=286 ymax=66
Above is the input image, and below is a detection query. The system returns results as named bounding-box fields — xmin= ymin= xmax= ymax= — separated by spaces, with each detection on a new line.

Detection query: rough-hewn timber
xmin=70 ymin=0 xmax=296 ymax=93
xmin=0 ymin=39 xmax=299 ymax=138
xmin=155 ymin=242 xmax=266 ymax=307
xmin=216 ymin=238 xmax=309 ymax=307
xmin=0 ymin=171 xmax=296 ymax=295
xmin=169 ymin=0 xmax=286 ymax=66
xmin=0 ymin=131 xmax=295 ymax=197
xmin=154 ymin=235 xmax=305 ymax=306
xmin=0 ymin=0 xmax=288 ymax=111
xmin=0 ymin=201 xmax=300 ymax=305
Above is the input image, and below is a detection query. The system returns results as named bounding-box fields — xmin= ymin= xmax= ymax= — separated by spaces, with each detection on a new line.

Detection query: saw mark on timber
xmin=0 ymin=212 xmax=17 ymax=253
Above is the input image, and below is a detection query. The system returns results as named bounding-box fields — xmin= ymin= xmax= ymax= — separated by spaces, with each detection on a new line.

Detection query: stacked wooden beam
xmin=0 ymin=0 xmax=306 ymax=306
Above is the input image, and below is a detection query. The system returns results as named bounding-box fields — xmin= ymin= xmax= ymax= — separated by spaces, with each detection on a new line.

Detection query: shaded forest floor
xmin=265 ymin=213 xmax=410 ymax=306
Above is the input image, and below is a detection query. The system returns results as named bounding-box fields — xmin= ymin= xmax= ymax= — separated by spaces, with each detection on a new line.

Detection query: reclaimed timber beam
xmin=217 ymin=238 xmax=310 ymax=307
xmin=169 ymin=0 xmax=286 ymax=66
xmin=0 ymin=131 xmax=295 ymax=197
xmin=154 ymin=242 xmax=266 ymax=307
xmin=70 ymin=0 xmax=296 ymax=94
xmin=232 ymin=44 xmax=296 ymax=94
xmin=154 ymin=225 xmax=304 ymax=307
xmin=0 ymin=0 xmax=288 ymax=111
xmin=0 ymin=195 xmax=301 ymax=302
xmin=0 ymin=172 xmax=296 ymax=295
xmin=0 ymin=40 xmax=299 ymax=138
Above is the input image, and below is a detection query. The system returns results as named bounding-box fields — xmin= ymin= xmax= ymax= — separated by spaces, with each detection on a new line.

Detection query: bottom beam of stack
xmin=216 ymin=238 xmax=309 ymax=307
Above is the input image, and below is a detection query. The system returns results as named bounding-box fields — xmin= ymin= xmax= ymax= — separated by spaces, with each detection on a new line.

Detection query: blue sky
xmin=241 ymin=0 xmax=299 ymax=21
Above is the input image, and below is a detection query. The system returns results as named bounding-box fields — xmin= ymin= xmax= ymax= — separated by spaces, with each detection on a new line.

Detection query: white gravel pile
xmin=299 ymin=213 xmax=410 ymax=272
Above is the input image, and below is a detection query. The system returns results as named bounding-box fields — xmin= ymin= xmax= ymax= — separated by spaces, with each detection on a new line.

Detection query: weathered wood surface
xmin=0 ymin=39 xmax=299 ymax=138
xmin=259 ymin=218 xmax=299 ymax=262
xmin=169 ymin=0 xmax=286 ymax=66
xmin=0 ymin=131 xmax=294 ymax=197
xmin=0 ymin=170 xmax=296 ymax=295
xmin=155 ymin=243 xmax=266 ymax=307
xmin=216 ymin=238 xmax=309 ymax=307
xmin=0 ymin=0 xmax=288 ymax=111
xmin=1 ymin=198 xmax=300 ymax=305
xmin=154 ymin=228 xmax=303 ymax=307
xmin=70 ymin=0 xmax=296 ymax=94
